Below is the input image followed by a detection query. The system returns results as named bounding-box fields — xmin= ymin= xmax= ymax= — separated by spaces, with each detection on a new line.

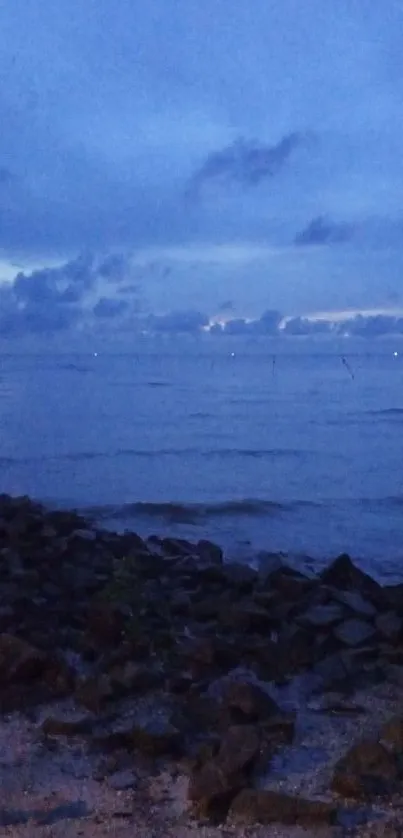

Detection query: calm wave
xmin=0 ymin=337 xmax=402 ymax=578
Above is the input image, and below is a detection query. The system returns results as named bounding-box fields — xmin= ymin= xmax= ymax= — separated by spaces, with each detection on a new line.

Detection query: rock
xmin=320 ymin=555 xmax=384 ymax=604
xmin=70 ymin=528 xmax=97 ymax=542
xmin=108 ymin=661 xmax=164 ymax=696
xmin=216 ymin=725 xmax=261 ymax=775
xmin=0 ymin=634 xmax=46 ymax=683
xmin=380 ymin=716 xmax=403 ymax=751
xmin=223 ymin=563 xmax=257 ymax=592
xmin=376 ymin=612 xmax=402 ymax=642
xmin=331 ymin=589 xmax=377 ymax=618
xmin=276 ymin=624 xmax=320 ymax=674
xmin=219 ymin=602 xmax=273 ymax=633
xmin=75 ymin=674 xmax=115 ymax=711
xmin=262 ymin=566 xmax=313 ymax=600
xmin=188 ymin=760 xmax=245 ymax=817
xmin=333 ymin=619 xmax=376 ymax=647
xmin=220 ymin=678 xmax=280 ymax=723
xmin=98 ymin=716 xmax=182 ymax=757
xmin=297 ymin=603 xmax=344 ymax=628
xmin=229 ymin=789 xmax=337 ymax=825
xmin=160 ymin=537 xmax=195 ymax=558
xmin=382 ymin=664 xmax=403 ymax=687
xmin=42 ymin=713 xmax=94 ymax=737
xmin=107 ymin=770 xmax=137 ymax=790
xmin=86 ymin=602 xmax=126 ymax=648
xmin=260 ymin=712 xmax=296 ymax=746
xmin=314 ymin=652 xmax=351 ymax=685
xmin=196 ymin=540 xmax=223 ymax=564
xmin=307 ymin=694 xmax=366 ymax=716
xmin=332 ymin=740 xmax=399 ymax=799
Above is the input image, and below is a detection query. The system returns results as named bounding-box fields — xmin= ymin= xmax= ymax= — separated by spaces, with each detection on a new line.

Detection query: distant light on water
xmin=93 ymin=352 xmax=98 ymax=357
xmin=231 ymin=352 xmax=235 ymax=357
xmin=393 ymin=351 xmax=399 ymax=357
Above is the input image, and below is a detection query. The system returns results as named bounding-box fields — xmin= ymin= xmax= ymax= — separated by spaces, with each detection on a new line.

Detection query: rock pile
xmin=1 ymin=493 xmax=403 ymax=831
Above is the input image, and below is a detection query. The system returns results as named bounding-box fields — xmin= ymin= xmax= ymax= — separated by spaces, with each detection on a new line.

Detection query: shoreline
xmin=1 ymin=493 xmax=403 ymax=836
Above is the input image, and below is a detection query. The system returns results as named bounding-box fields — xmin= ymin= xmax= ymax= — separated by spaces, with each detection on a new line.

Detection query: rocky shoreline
xmin=1 ymin=494 xmax=403 ymax=836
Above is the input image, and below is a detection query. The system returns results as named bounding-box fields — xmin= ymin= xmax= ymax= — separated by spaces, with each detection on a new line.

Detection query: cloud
xmin=0 ymin=253 xmax=103 ymax=336
xmin=218 ymin=300 xmax=235 ymax=312
xmin=188 ymin=133 xmax=309 ymax=196
xmin=283 ymin=312 xmax=403 ymax=337
xmin=283 ymin=316 xmax=335 ymax=336
xmin=93 ymin=297 xmax=129 ymax=318
xmin=222 ymin=310 xmax=282 ymax=335
xmin=146 ymin=310 xmax=209 ymax=334
xmin=341 ymin=314 xmax=403 ymax=337
xmin=0 ymin=166 xmax=13 ymax=185
xmin=97 ymin=253 xmax=132 ymax=284
xmin=295 ymin=216 xmax=354 ymax=246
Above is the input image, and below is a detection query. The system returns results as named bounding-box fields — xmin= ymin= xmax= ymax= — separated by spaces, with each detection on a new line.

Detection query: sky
xmin=1 ymin=0 xmax=403 ymax=341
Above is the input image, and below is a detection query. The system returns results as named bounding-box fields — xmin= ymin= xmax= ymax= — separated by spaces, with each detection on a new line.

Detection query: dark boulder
xmin=229 ymin=789 xmax=337 ymax=825
xmin=320 ymin=555 xmax=384 ymax=605
xmin=332 ymin=740 xmax=399 ymax=799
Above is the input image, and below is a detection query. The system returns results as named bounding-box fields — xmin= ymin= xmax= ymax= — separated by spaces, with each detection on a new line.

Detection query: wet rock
xmin=333 ymin=619 xmax=376 ymax=648
xmin=219 ymin=602 xmax=272 ymax=633
xmin=107 ymin=770 xmax=138 ymax=790
xmin=222 ymin=563 xmax=257 ymax=593
xmin=382 ymin=663 xmax=403 ymax=687
xmin=216 ymin=724 xmax=261 ymax=775
xmin=229 ymin=789 xmax=337 ymax=825
xmin=314 ymin=651 xmax=351 ymax=685
xmin=332 ymin=589 xmax=377 ymax=618
xmin=70 ymin=528 xmax=97 ymax=542
xmin=42 ymin=712 xmax=95 ymax=737
xmin=262 ymin=566 xmax=313 ymax=600
xmin=220 ymin=678 xmax=280 ymax=723
xmin=307 ymin=694 xmax=366 ymax=716
xmin=0 ymin=633 xmax=47 ymax=682
xmin=196 ymin=540 xmax=223 ymax=564
xmin=376 ymin=612 xmax=402 ymax=642
xmin=35 ymin=800 xmax=90 ymax=825
xmin=108 ymin=661 xmax=164 ymax=696
xmin=276 ymin=624 xmax=320 ymax=674
xmin=260 ymin=711 xmax=296 ymax=746
xmin=75 ymin=674 xmax=115 ymax=711
xmin=297 ymin=603 xmax=345 ymax=628
xmin=188 ymin=759 xmax=246 ymax=817
xmin=332 ymin=740 xmax=399 ymax=799
xmin=96 ymin=715 xmax=182 ymax=757
xmin=321 ymin=555 xmax=384 ymax=605
xmin=85 ymin=602 xmax=127 ymax=648
xmin=380 ymin=716 xmax=403 ymax=751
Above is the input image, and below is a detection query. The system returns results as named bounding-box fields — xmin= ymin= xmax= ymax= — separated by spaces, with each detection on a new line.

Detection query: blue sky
xmin=1 ymin=0 xmax=403 ymax=337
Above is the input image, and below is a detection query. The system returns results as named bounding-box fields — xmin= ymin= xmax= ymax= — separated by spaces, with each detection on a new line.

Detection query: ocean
xmin=0 ymin=337 xmax=402 ymax=581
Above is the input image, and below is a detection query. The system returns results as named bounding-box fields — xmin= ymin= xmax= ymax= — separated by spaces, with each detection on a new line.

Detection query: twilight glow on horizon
xmin=1 ymin=1 xmax=403 ymax=343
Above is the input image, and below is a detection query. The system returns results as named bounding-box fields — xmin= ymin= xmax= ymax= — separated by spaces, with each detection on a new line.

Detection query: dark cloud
xmin=218 ymin=300 xmax=235 ymax=312
xmin=0 ymin=166 xmax=13 ymax=185
xmin=98 ymin=253 xmax=132 ymax=284
xmin=146 ymin=310 xmax=209 ymax=334
xmin=224 ymin=318 xmax=250 ymax=335
xmin=340 ymin=314 xmax=403 ymax=337
xmin=295 ymin=216 xmax=354 ymax=246
xmin=223 ymin=310 xmax=282 ymax=335
xmin=119 ymin=283 xmax=140 ymax=295
xmin=283 ymin=316 xmax=334 ymax=336
xmin=0 ymin=253 xmax=98 ymax=337
xmin=93 ymin=297 xmax=129 ymax=319
xmin=252 ymin=309 xmax=282 ymax=334
xmin=188 ymin=133 xmax=308 ymax=196
xmin=283 ymin=313 xmax=403 ymax=337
